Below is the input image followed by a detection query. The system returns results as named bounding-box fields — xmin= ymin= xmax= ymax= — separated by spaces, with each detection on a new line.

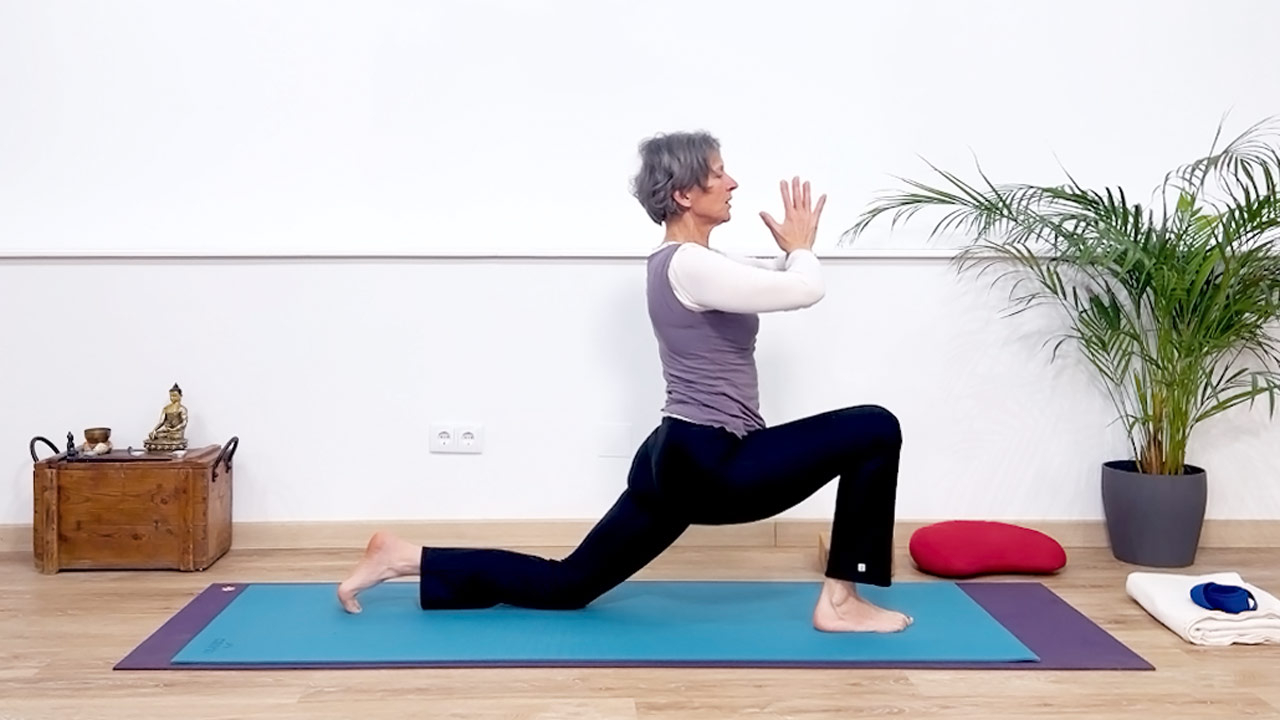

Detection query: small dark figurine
xmin=65 ymin=432 xmax=80 ymax=459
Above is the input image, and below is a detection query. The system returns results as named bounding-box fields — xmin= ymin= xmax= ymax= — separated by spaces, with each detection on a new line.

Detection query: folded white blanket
xmin=1126 ymin=570 xmax=1280 ymax=646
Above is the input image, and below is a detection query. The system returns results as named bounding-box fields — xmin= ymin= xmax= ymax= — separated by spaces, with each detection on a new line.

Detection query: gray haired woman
xmin=338 ymin=131 xmax=912 ymax=633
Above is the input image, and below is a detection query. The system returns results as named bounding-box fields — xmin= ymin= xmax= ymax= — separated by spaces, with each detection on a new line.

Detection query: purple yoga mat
xmin=115 ymin=581 xmax=1152 ymax=671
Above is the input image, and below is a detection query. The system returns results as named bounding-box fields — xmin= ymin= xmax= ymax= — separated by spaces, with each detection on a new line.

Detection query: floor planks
xmin=1 ymin=543 xmax=1278 ymax=719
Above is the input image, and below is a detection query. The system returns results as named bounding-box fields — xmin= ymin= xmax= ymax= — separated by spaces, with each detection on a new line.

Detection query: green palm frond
xmin=843 ymin=116 xmax=1280 ymax=475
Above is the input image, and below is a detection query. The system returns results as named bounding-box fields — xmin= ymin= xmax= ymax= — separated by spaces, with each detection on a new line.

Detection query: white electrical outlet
xmin=429 ymin=422 xmax=484 ymax=454
xmin=428 ymin=424 xmax=455 ymax=453
xmin=455 ymin=423 xmax=484 ymax=454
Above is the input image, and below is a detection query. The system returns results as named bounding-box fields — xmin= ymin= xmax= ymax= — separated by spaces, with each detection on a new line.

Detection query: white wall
xmin=3 ymin=257 xmax=1277 ymax=526
xmin=2 ymin=0 xmax=1278 ymax=525
xmin=2 ymin=0 xmax=1278 ymax=257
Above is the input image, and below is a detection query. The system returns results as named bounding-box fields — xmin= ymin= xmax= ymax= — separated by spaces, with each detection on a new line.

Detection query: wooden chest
xmin=31 ymin=437 xmax=238 ymax=574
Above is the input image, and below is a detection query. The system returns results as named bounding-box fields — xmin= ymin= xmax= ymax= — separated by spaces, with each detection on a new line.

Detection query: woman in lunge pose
xmin=338 ymin=131 xmax=912 ymax=633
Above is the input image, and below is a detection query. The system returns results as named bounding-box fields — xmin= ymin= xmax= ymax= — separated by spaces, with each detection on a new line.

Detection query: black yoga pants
xmin=417 ymin=404 xmax=903 ymax=610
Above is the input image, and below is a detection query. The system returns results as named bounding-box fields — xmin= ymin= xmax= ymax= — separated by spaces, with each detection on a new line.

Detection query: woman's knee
xmin=545 ymin=563 xmax=609 ymax=610
xmin=841 ymin=404 xmax=902 ymax=446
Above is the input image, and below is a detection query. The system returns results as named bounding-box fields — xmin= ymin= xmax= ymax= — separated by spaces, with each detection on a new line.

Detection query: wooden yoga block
xmin=31 ymin=437 xmax=239 ymax=574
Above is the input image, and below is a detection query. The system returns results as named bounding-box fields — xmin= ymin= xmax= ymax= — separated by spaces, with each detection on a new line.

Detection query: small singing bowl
xmin=84 ymin=427 xmax=112 ymax=444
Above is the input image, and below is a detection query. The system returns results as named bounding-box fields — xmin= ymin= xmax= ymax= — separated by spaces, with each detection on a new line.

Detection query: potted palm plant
xmin=842 ymin=116 xmax=1280 ymax=567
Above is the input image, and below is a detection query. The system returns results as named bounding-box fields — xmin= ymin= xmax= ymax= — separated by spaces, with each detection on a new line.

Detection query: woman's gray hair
xmin=630 ymin=131 xmax=721 ymax=224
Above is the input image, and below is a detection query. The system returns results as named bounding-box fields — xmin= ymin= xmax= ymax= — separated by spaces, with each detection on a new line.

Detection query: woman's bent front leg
xmin=684 ymin=404 xmax=912 ymax=632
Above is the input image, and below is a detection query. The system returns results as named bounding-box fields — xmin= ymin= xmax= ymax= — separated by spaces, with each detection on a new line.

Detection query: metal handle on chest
xmin=29 ymin=436 xmax=60 ymax=462
xmin=211 ymin=436 xmax=240 ymax=482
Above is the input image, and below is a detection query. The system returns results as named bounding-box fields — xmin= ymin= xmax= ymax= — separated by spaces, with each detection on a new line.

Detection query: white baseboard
xmin=3 ymin=518 xmax=1278 ymax=555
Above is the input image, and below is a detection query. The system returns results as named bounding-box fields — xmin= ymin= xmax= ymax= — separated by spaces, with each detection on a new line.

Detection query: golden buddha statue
xmin=144 ymin=383 xmax=189 ymax=452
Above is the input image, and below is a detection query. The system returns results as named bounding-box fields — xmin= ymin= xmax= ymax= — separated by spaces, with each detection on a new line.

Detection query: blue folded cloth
xmin=1190 ymin=582 xmax=1257 ymax=614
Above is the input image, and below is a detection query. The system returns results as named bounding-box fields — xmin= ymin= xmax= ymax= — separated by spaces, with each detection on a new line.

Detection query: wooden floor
xmin=2 ymin=543 xmax=1279 ymax=719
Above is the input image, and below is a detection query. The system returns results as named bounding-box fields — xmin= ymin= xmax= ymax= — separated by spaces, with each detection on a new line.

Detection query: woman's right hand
xmin=760 ymin=176 xmax=827 ymax=254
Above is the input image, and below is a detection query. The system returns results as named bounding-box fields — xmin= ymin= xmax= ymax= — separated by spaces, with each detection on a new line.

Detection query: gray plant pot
xmin=1100 ymin=460 xmax=1207 ymax=567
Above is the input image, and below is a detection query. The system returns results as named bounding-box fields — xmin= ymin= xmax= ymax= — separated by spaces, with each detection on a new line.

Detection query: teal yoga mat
xmin=168 ymin=580 xmax=1038 ymax=667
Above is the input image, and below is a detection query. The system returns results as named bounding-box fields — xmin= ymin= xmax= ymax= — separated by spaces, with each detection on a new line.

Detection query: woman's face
xmin=678 ymin=153 xmax=738 ymax=225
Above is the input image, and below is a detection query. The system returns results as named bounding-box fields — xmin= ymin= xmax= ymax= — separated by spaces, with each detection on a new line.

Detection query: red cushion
xmin=908 ymin=521 xmax=1067 ymax=578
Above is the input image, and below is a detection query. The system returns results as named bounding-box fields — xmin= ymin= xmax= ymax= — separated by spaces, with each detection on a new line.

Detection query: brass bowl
xmin=84 ymin=427 xmax=111 ymax=444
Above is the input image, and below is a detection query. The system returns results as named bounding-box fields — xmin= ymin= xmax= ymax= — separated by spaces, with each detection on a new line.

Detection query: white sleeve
xmin=727 ymin=252 xmax=788 ymax=271
xmin=667 ymin=244 xmax=825 ymax=313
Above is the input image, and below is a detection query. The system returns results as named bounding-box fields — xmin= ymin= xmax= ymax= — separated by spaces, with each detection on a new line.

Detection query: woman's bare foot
xmin=336 ymin=530 xmax=422 ymax=613
xmin=812 ymin=577 xmax=913 ymax=633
